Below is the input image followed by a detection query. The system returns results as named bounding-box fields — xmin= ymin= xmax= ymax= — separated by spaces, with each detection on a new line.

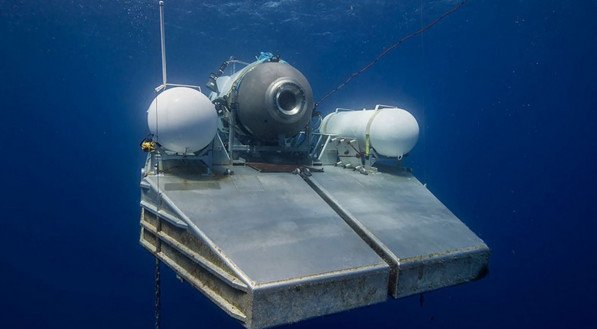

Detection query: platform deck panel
xmin=145 ymin=168 xmax=389 ymax=286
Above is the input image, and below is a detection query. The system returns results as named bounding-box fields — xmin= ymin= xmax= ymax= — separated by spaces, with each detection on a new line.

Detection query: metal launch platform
xmin=138 ymin=2 xmax=487 ymax=326
xmin=139 ymin=161 xmax=488 ymax=328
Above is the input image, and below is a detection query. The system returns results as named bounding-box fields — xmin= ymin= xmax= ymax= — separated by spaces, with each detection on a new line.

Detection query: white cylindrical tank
xmin=320 ymin=107 xmax=419 ymax=158
xmin=147 ymin=87 xmax=218 ymax=154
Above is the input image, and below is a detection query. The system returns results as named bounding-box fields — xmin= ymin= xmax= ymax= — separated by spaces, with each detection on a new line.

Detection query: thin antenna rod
xmin=159 ymin=0 xmax=167 ymax=86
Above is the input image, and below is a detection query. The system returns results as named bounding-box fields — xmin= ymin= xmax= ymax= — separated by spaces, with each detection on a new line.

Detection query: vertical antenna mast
xmin=155 ymin=1 xmax=201 ymax=91
xmin=159 ymin=0 xmax=167 ymax=87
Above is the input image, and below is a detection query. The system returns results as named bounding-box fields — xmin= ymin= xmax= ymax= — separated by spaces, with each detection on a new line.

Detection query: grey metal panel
xmin=309 ymin=165 xmax=489 ymax=297
xmin=145 ymin=170 xmax=388 ymax=286
xmin=250 ymin=265 xmax=389 ymax=329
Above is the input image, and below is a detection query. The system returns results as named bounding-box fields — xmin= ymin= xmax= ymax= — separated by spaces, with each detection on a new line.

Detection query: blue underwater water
xmin=2 ymin=0 xmax=597 ymax=328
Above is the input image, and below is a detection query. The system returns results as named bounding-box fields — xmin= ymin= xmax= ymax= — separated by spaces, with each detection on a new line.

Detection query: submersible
xmin=139 ymin=53 xmax=489 ymax=329
xmin=137 ymin=2 xmax=489 ymax=328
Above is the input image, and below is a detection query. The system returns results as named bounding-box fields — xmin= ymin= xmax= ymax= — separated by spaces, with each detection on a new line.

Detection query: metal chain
xmin=154 ymin=256 xmax=161 ymax=329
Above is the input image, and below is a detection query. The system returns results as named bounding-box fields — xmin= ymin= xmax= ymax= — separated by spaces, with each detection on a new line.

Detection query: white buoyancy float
xmin=320 ymin=106 xmax=419 ymax=158
xmin=147 ymin=87 xmax=218 ymax=154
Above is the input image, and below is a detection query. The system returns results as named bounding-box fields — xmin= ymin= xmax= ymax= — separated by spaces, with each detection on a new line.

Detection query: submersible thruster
xmin=138 ymin=51 xmax=489 ymax=328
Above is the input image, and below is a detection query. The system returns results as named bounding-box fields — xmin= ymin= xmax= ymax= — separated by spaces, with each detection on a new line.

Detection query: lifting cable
xmin=315 ymin=0 xmax=469 ymax=108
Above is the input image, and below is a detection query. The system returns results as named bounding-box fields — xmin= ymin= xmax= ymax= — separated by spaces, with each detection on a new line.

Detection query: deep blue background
xmin=2 ymin=0 xmax=596 ymax=328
